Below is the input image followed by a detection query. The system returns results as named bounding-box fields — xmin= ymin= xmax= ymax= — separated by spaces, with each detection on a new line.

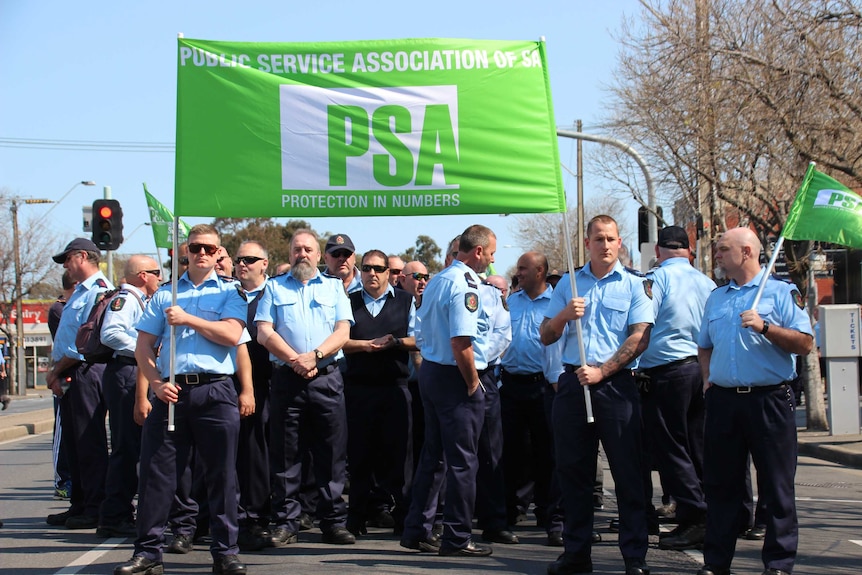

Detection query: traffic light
xmin=91 ymin=199 xmax=124 ymax=250
xmin=637 ymin=205 xmax=663 ymax=247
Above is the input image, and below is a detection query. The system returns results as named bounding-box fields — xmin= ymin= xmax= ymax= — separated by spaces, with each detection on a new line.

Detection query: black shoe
xmin=213 ymin=555 xmax=247 ymax=575
xmin=237 ymin=528 xmax=266 ymax=552
xmin=400 ymin=533 xmax=441 ymax=552
xmin=591 ymin=530 xmax=601 ymax=544
xmin=658 ymin=523 xmax=705 ymax=550
xmin=696 ymin=566 xmax=735 ymax=575
xmin=97 ymin=521 xmax=137 ymax=538
xmin=762 ymin=570 xmax=790 ymax=575
xmin=166 ymin=534 xmax=194 ymax=554
xmin=482 ymin=529 xmax=519 ymax=544
xmin=438 ymin=541 xmax=493 ymax=557
xmin=593 ymin=495 xmax=604 ymax=510
xmin=609 ymin=517 xmax=620 ymax=532
xmin=321 ymin=526 xmax=356 ymax=545
xmin=346 ymin=519 xmax=367 ymax=537
xmin=47 ymin=510 xmax=75 ymax=526
xmin=624 ymin=557 xmax=651 ymax=575
xmin=267 ymin=527 xmax=297 ymax=547
xmin=547 ymin=554 xmax=592 ymax=575
xmin=65 ymin=515 xmax=98 ymax=529
xmin=297 ymin=512 xmax=313 ymax=531
xmin=1 ymin=395 xmax=11 ymax=410
xmin=367 ymin=510 xmax=395 ymax=528
xmin=547 ymin=531 xmax=564 ymax=547
xmin=113 ymin=555 xmax=164 ymax=575
xmin=745 ymin=525 xmax=766 ymax=540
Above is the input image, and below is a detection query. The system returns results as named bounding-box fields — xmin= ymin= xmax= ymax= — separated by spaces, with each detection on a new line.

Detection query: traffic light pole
xmin=103 ymin=186 xmax=113 ymax=281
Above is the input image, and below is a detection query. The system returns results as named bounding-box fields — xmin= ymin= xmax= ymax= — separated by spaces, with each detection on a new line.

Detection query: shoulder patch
xmin=94 ymin=292 xmax=107 ymax=304
xmin=109 ymin=297 xmax=126 ymax=312
xmin=95 ymin=278 xmax=109 ymax=288
xmin=465 ymin=292 xmax=479 ymax=313
xmin=791 ymin=289 xmax=804 ymax=310
xmin=464 ymin=272 xmax=478 ymax=289
xmin=643 ymin=279 xmax=653 ymax=300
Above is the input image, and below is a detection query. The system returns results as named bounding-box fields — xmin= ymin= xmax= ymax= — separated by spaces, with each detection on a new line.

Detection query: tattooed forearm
xmin=599 ymin=323 xmax=651 ymax=379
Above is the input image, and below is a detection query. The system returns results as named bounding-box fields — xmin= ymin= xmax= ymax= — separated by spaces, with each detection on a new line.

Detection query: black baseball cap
xmin=325 ymin=234 xmax=355 ymax=254
xmin=52 ymin=238 xmax=100 ymax=263
xmin=657 ymin=226 xmax=690 ymax=250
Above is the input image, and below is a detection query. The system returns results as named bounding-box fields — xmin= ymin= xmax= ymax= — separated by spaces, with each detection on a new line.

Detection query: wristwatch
xmin=313 ymin=348 xmax=324 ymax=360
xmin=760 ymin=321 xmax=770 ymax=335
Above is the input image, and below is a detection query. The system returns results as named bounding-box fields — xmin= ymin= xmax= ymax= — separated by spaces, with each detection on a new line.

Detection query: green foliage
xmin=400 ymin=234 xmax=443 ymax=273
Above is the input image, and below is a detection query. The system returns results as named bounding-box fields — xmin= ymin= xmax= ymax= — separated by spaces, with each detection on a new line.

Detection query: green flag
xmin=781 ymin=164 xmax=862 ymax=249
xmin=144 ymin=184 xmax=190 ymax=249
xmin=175 ymin=37 xmax=564 ymax=218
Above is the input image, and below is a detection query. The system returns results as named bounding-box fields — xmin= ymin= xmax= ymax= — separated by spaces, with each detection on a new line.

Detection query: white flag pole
xmin=167 ymin=216 xmax=179 ymax=432
xmin=561 ymin=210 xmax=595 ymax=424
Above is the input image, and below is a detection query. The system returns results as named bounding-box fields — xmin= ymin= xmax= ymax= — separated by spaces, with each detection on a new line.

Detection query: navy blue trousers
xmin=553 ymin=370 xmax=648 ymax=562
xmin=100 ymin=360 xmax=141 ymax=526
xmin=59 ymin=362 xmax=108 ymax=518
xmin=135 ymin=378 xmax=240 ymax=561
xmin=641 ymin=360 xmax=706 ymax=525
xmin=403 ymin=361 xmax=485 ymax=551
xmin=702 ymin=384 xmax=798 ymax=573
xmin=269 ymin=365 xmax=348 ymax=532
xmin=475 ymin=370 xmax=507 ymax=531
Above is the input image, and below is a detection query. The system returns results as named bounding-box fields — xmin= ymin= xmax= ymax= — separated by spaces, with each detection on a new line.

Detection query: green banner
xmin=782 ymin=164 xmax=862 ymax=250
xmin=144 ymin=184 xmax=190 ymax=248
xmin=175 ymin=37 xmax=564 ymax=217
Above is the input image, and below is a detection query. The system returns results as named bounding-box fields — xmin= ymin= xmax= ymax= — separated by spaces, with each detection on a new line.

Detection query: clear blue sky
xmin=0 ymin=0 xmax=643 ymax=274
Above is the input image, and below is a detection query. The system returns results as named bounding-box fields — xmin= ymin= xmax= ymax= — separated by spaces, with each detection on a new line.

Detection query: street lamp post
xmin=33 ymin=180 xmax=96 ymax=227
xmin=9 ymin=197 xmax=52 ymax=396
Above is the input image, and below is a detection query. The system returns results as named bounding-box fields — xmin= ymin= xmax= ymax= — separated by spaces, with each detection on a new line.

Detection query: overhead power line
xmin=0 ymin=137 xmax=175 ymax=153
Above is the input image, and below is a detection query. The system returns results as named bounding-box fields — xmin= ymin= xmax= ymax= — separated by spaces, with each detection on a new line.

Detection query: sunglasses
xmin=235 ymin=255 xmax=265 ymax=266
xmin=216 ymin=256 xmax=228 ymax=264
xmin=178 ymin=257 xmax=189 ymax=266
xmin=330 ymin=249 xmax=353 ymax=259
xmin=390 ymin=269 xmax=403 ymax=276
xmin=410 ymin=272 xmax=430 ymax=281
xmin=361 ymin=264 xmax=388 ymax=273
xmin=141 ymin=269 xmax=162 ymax=277
xmin=188 ymin=243 xmax=220 ymax=256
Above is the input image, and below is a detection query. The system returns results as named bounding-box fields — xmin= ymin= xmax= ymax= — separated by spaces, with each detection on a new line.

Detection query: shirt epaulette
xmin=624 ymin=266 xmax=645 ymax=277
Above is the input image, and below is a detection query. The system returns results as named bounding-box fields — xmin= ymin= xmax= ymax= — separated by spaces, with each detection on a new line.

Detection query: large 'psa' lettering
xmin=327 ymin=104 xmax=458 ymax=187
xmin=281 ymin=85 xmax=460 ymax=191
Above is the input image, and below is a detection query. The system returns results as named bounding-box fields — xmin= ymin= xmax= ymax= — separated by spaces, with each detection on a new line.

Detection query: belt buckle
xmin=185 ymin=374 xmax=200 ymax=385
xmin=736 ymin=386 xmax=751 ymax=394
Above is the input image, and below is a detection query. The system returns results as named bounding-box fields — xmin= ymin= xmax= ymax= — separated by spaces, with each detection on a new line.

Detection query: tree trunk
xmin=802 ymin=349 xmax=828 ymax=431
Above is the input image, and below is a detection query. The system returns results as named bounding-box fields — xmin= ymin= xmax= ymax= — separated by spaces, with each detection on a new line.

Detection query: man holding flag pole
xmin=695 ymin=162 xmax=859 ymax=575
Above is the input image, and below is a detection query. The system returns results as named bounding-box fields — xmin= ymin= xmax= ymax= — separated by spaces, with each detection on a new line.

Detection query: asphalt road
xmin=1 ymin=396 xmax=861 ymax=575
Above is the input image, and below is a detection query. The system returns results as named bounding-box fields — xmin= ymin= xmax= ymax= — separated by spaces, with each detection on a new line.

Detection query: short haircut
xmin=61 ymin=270 xmax=75 ymax=290
xmin=239 ymin=240 xmax=268 ymax=259
xmin=459 ymin=225 xmax=495 ymax=253
xmin=361 ymin=249 xmax=388 ymax=265
xmin=188 ymin=223 xmax=220 ymax=242
xmin=586 ymin=215 xmax=619 ymax=237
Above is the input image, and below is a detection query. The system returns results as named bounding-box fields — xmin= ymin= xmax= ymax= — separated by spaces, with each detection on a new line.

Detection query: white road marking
xmin=849 ymin=540 xmax=862 ymax=548
xmin=52 ymin=538 xmax=127 ymax=575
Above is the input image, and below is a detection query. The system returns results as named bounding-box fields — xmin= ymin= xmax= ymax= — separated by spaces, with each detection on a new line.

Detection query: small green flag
xmin=143 ymin=184 xmax=190 ymax=249
xmin=781 ymin=164 xmax=862 ymax=249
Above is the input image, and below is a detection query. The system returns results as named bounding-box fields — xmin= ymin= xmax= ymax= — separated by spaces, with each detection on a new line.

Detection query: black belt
xmin=642 ymin=356 xmax=697 ymax=375
xmin=501 ymin=369 xmax=545 ymax=384
xmin=563 ymin=364 xmax=634 ymax=380
xmin=564 ymin=364 xmax=582 ymax=373
xmin=174 ymin=373 xmax=230 ymax=385
xmin=711 ymin=382 xmax=788 ymax=394
xmin=111 ymin=355 xmax=137 ymax=366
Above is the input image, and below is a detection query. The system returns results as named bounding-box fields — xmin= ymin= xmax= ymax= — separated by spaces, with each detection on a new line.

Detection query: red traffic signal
xmin=91 ymin=199 xmax=124 ymax=250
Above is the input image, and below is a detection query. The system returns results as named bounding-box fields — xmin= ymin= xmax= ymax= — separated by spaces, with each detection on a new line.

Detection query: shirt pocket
xmin=273 ymin=290 xmax=299 ymax=325
xmin=311 ymin=290 xmax=337 ymax=326
xmin=757 ymin=302 xmax=775 ymax=324
xmin=602 ymin=294 xmax=630 ymax=332
xmin=198 ymin=300 xmax=222 ymax=322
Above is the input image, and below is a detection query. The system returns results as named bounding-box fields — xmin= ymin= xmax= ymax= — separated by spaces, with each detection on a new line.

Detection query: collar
xmin=578 ymin=260 xmax=624 ymax=281
xmin=287 ymin=270 xmax=323 ymax=284
xmin=660 ymin=257 xmax=691 ymax=268
xmin=362 ymin=284 xmax=395 ymax=302
xmin=120 ymin=283 xmax=147 ymax=299
xmin=78 ymin=271 xmax=109 ymax=292
xmin=727 ymin=267 xmax=767 ymax=291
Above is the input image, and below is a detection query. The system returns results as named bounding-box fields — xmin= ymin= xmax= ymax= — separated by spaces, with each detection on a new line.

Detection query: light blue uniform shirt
xmin=698 ymin=268 xmax=813 ymax=387
xmin=639 ymin=258 xmax=717 ymax=368
xmin=51 ymin=271 xmax=113 ymax=362
xmin=415 ymin=260 xmax=487 ymax=369
xmin=544 ymin=261 xmax=655 ymax=367
xmin=476 ymin=283 xmax=512 ymax=367
xmin=136 ymin=271 xmax=247 ymax=377
xmin=501 ymin=285 xmax=554 ymax=374
xmin=323 ymin=268 xmax=363 ymax=294
xmin=543 ymin=324 xmax=566 ymax=384
xmin=254 ymin=270 xmax=354 ymax=365
xmin=100 ymin=283 xmax=147 ymax=358
xmin=361 ymin=286 xmax=417 ymax=336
